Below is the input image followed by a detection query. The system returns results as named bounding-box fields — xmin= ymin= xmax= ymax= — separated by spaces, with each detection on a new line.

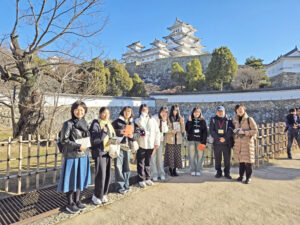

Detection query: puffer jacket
xmin=60 ymin=119 xmax=90 ymax=159
xmin=112 ymin=116 xmax=140 ymax=147
xmin=135 ymin=115 xmax=160 ymax=149
xmin=233 ymin=113 xmax=258 ymax=164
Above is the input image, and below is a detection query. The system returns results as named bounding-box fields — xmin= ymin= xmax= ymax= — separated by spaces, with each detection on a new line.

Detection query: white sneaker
xmin=92 ymin=195 xmax=102 ymax=205
xmin=196 ymin=172 xmax=201 ymax=176
xmin=139 ymin=181 xmax=146 ymax=188
xmin=191 ymin=172 xmax=196 ymax=176
xmin=145 ymin=180 xmax=154 ymax=186
xmin=160 ymin=175 xmax=166 ymax=181
xmin=101 ymin=195 xmax=108 ymax=203
xmin=153 ymin=176 xmax=158 ymax=182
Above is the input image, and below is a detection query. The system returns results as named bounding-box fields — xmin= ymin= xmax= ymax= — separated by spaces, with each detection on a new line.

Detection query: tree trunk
xmin=13 ymin=57 xmax=45 ymax=138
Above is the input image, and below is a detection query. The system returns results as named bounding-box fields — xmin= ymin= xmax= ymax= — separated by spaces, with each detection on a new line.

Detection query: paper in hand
xmin=124 ymin=125 xmax=134 ymax=137
xmin=75 ymin=137 xmax=91 ymax=148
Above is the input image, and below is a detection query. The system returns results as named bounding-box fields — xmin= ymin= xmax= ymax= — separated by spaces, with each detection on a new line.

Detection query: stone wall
xmin=125 ymin=54 xmax=212 ymax=88
xmin=1 ymin=91 xmax=299 ymax=137
xmin=155 ymin=98 xmax=300 ymax=124
xmin=270 ymin=72 xmax=300 ymax=88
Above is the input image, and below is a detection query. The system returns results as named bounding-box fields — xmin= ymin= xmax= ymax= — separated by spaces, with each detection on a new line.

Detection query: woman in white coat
xmin=135 ymin=104 xmax=160 ymax=188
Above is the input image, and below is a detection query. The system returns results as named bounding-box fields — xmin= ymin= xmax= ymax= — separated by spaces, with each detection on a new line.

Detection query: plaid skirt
xmin=164 ymin=144 xmax=182 ymax=169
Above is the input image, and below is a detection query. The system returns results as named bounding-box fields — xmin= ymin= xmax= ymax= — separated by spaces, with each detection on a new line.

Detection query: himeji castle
xmin=122 ymin=18 xmax=206 ymax=64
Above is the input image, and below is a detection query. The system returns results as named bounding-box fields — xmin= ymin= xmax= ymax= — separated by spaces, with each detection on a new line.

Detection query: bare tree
xmin=232 ymin=66 xmax=265 ymax=90
xmin=0 ymin=0 xmax=107 ymax=138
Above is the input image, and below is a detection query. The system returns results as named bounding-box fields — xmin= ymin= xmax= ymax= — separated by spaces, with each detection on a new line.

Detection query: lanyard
xmin=218 ymin=119 xmax=225 ymax=129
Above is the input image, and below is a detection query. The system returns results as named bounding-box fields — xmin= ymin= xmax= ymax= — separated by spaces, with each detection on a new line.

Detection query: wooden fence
xmin=0 ymin=122 xmax=298 ymax=195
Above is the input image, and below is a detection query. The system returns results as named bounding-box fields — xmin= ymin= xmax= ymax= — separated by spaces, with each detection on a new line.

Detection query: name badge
xmin=194 ymin=129 xmax=200 ymax=133
xmin=218 ymin=129 xmax=224 ymax=134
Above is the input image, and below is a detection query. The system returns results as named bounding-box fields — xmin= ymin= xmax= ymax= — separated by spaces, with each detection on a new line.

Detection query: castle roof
xmin=266 ymin=46 xmax=300 ymax=67
xmin=167 ymin=18 xmax=197 ymax=32
xmin=127 ymin=41 xmax=145 ymax=49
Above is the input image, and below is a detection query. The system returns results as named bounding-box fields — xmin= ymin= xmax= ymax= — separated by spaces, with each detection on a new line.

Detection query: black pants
xmin=136 ymin=148 xmax=153 ymax=182
xmin=287 ymin=130 xmax=300 ymax=158
xmin=239 ymin=162 xmax=253 ymax=179
xmin=94 ymin=153 xmax=111 ymax=199
xmin=214 ymin=145 xmax=231 ymax=176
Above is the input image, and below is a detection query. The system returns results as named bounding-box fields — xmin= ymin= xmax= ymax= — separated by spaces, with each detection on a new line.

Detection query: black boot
xmin=173 ymin=168 xmax=179 ymax=176
xmin=169 ymin=167 xmax=174 ymax=176
xmin=244 ymin=163 xmax=253 ymax=184
xmin=237 ymin=163 xmax=245 ymax=182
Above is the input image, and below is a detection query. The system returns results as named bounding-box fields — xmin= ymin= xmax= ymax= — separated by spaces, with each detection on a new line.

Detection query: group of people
xmin=57 ymin=101 xmax=259 ymax=214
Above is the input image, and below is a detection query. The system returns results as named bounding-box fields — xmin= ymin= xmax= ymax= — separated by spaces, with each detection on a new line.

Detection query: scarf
xmin=99 ymin=119 xmax=116 ymax=151
xmin=72 ymin=117 xmax=89 ymax=137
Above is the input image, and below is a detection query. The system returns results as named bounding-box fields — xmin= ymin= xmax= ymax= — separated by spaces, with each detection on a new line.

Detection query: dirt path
xmin=59 ymin=153 xmax=300 ymax=225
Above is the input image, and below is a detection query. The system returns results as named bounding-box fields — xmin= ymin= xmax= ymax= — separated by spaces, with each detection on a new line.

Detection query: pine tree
xmin=127 ymin=73 xmax=147 ymax=97
xmin=171 ymin=62 xmax=186 ymax=91
xmin=185 ymin=58 xmax=205 ymax=91
xmin=206 ymin=46 xmax=238 ymax=90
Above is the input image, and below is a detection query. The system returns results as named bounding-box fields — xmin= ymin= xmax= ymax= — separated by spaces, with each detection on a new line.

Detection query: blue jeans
xmin=151 ymin=142 xmax=165 ymax=178
xmin=114 ymin=149 xmax=131 ymax=192
xmin=188 ymin=141 xmax=204 ymax=173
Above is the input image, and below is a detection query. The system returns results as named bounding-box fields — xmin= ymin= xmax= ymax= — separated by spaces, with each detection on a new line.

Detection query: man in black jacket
xmin=209 ymin=106 xmax=234 ymax=179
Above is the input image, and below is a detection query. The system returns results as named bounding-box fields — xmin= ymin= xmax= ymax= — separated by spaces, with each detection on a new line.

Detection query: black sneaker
xmin=236 ymin=177 xmax=243 ymax=182
xmin=76 ymin=201 xmax=86 ymax=210
xmin=215 ymin=174 xmax=222 ymax=178
xmin=244 ymin=178 xmax=251 ymax=184
xmin=224 ymin=175 xmax=232 ymax=179
xmin=66 ymin=202 xmax=79 ymax=214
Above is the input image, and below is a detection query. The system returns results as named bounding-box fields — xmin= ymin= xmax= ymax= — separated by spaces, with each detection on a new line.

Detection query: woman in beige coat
xmin=164 ymin=105 xmax=185 ymax=176
xmin=233 ymin=104 xmax=258 ymax=184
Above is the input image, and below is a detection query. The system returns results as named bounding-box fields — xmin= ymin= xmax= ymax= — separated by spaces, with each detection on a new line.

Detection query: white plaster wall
xmin=266 ymin=58 xmax=300 ymax=77
xmin=44 ymin=94 xmax=156 ymax=107
xmin=150 ymin=89 xmax=300 ymax=103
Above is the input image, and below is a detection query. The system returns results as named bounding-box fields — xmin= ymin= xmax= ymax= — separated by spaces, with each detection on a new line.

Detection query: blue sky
xmin=1 ymin=0 xmax=300 ymax=64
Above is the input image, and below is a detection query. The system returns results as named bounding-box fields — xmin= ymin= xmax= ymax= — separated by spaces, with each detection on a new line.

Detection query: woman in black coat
xmin=57 ymin=101 xmax=91 ymax=214
xmin=185 ymin=107 xmax=207 ymax=176
xmin=112 ymin=106 xmax=139 ymax=194
xmin=90 ymin=107 xmax=116 ymax=205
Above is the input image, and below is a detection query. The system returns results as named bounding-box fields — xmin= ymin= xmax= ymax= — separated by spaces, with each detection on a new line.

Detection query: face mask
xmin=141 ymin=112 xmax=148 ymax=117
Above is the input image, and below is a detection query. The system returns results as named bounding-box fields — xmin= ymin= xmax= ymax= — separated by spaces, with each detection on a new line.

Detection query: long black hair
xmin=169 ymin=105 xmax=180 ymax=122
xmin=191 ymin=107 xmax=204 ymax=120
xmin=71 ymin=101 xmax=87 ymax=120
xmin=158 ymin=106 xmax=169 ymax=132
xmin=139 ymin=104 xmax=151 ymax=117
xmin=158 ymin=106 xmax=168 ymax=120
xmin=120 ymin=106 xmax=135 ymax=119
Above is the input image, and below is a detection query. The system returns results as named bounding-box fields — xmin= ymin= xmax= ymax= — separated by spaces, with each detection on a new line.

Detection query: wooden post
xmin=271 ymin=123 xmax=275 ymax=159
xmin=17 ymin=136 xmax=23 ymax=194
xmin=43 ymin=134 xmax=49 ymax=185
xmin=261 ymin=124 xmax=265 ymax=165
xmin=53 ymin=134 xmax=59 ymax=184
xmin=210 ymin=144 xmax=214 ymax=166
xmin=255 ymin=126 xmax=259 ymax=168
xmin=35 ymin=135 xmax=40 ymax=189
xmin=26 ymin=134 xmax=31 ymax=189
xmin=266 ymin=123 xmax=270 ymax=162
xmin=5 ymin=137 xmax=12 ymax=192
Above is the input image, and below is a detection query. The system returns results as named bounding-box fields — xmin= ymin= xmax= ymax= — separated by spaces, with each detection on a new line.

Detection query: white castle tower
xmin=122 ymin=18 xmax=205 ymax=63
